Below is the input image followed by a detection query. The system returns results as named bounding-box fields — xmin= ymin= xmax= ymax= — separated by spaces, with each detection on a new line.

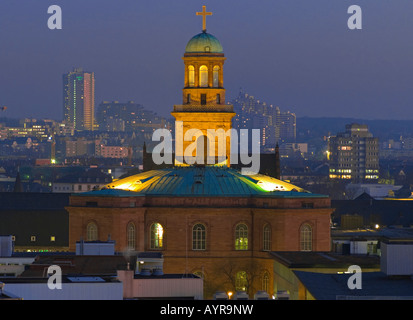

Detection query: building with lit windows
xmin=66 ymin=7 xmax=332 ymax=299
xmin=231 ymin=91 xmax=297 ymax=149
xmin=63 ymin=68 xmax=95 ymax=131
xmin=328 ymin=123 xmax=379 ymax=182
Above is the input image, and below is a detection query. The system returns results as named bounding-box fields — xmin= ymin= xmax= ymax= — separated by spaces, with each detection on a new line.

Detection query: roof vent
xmin=152 ymin=268 xmax=164 ymax=276
xmin=254 ymin=290 xmax=270 ymax=300
xmin=139 ymin=268 xmax=152 ymax=276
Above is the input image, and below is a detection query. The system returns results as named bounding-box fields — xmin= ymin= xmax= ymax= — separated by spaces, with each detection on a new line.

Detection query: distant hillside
xmin=297 ymin=117 xmax=413 ymax=140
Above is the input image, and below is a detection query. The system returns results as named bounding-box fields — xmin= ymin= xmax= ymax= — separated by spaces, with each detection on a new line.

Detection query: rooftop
xmin=185 ymin=32 xmax=223 ymax=54
xmin=77 ymin=166 xmax=327 ymax=199
xmin=294 ymin=271 xmax=413 ymax=300
xmin=270 ymin=251 xmax=380 ymax=269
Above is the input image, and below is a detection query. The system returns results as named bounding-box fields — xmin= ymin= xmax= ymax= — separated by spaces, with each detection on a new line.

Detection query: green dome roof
xmin=185 ymin=32 xmax=223 ymax=54
xmin=80 ymin=167 xmax=326 ymax=198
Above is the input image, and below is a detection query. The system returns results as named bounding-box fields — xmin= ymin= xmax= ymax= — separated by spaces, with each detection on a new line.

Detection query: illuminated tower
xmin=171 ymin=6 xmax=236 ymax=166
xmin=63 ymin=68 xmax=95 ymax=131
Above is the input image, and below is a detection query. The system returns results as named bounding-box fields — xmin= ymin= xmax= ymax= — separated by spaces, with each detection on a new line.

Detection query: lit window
xmin=50 ymin=236 xmax=55 ymax=242
xmin=30 ymin=236 xmax=36 ymax=242
xmin=300 ymin=224 xmax=312 ymax=251
xmin=192 ymin=223 xmax=206 ymax=250
xmin=235 ymin=223 xmax=248 ymax=250
xmin=199 ymin=65 xmax=208 ymax=87
xmin=188 ymin=65 xmax=195 ymax=87
xmin=86 ymin=222 xmax=98 ymax=241
xmin=150 ymin=223 xmax=164 ymax=249
xmin=235 ymin=271 xmax=248 ymax=292
xmin=213 ymin=65 xmax=220 ymax=87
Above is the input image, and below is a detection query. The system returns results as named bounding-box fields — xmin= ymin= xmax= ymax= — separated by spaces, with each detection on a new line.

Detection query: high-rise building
xmin=96 ymin=101 xmax=167 ymax=133
xmin=328 ymin=123 xmax=379 ymax=182
xmin=275 ymin=108 xmax=296 ymax=143
xmin=63 ymin=68 xmax=95 ymax=131
xmin=231 ymin=91 xmax=296 ymax=148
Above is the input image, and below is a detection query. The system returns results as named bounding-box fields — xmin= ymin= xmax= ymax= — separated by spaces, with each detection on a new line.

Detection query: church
xmin=66 ymin=7 xmax=333 ymax=298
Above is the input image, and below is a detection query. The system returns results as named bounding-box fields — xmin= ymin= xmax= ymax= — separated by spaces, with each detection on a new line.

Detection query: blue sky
xmin=0 ymin=0 xmax=412 ymax=120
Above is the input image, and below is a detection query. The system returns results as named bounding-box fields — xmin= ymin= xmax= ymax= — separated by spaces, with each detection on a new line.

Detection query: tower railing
xmin=173 ymin=104 xmax=234 ymax=112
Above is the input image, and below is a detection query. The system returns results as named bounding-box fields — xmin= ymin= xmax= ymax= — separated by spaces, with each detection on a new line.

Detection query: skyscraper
xmin=63 ymin=68 xmax=95 ymax=131
xmin=231 ymin=91 xmax=297 ymax=148
xmin=328 ymin=123 xmax=379 ymax=182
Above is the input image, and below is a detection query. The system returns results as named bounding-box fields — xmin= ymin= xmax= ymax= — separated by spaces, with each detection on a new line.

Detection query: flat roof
xmin=270 ymin=251 xmax=380 ymax=269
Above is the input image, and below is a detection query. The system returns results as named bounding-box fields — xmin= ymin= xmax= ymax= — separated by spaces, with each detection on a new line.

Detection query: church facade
xmin=66 ymin=7 xmax=333 ymax=298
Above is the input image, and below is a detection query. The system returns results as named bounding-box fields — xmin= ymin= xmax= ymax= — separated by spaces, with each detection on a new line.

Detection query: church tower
xmin=171 ymin=6 xmax=236 ymax=166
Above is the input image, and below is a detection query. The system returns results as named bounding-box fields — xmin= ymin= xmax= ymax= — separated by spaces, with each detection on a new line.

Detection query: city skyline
xmin=0 ymin=1 xmax=412 ymax=121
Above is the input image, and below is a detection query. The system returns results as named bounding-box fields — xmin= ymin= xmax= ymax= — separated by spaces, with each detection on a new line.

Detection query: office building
xmin=63 ymin=68 xmax=95 ymax=131
xmin=328 ymin=123 xmax=379 ymax=182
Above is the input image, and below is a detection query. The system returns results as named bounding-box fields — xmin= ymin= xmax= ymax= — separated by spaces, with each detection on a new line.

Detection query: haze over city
xmin=0 ymin=0 xmax=412 ymax=120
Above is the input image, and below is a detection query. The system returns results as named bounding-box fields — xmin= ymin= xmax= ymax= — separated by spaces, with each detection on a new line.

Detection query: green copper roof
xmin=77 ymin=166 xmax=327 ymax=198
xmin=185 ymin=32 xmax=223 ymax=54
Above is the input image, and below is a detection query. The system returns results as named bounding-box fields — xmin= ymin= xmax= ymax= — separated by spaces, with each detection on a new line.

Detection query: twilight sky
xmin=0 ymin=0 xmax=412 ymax=120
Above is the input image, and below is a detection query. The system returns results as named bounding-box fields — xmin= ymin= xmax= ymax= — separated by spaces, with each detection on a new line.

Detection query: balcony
xmin=173 ymin=104 xmax=234 ymax=113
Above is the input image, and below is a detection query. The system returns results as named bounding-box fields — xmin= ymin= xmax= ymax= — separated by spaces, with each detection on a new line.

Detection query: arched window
xmin=263 ymin=224 xmax=271 ymax=251
xmin=199 ymin=65 xmax=208 ymax=87
xmin=127 ymin=222 xmax=136 ymax=250
xmin=300 ymin=224 xmax=312 ymax=251
xmin=188 ymin=65 xmax=195 ymax=87
xmin=86 ymin=222 xmax=98 ymax=241
xmin=150 ymin=222 xmax=164 ymax=249
xmin=213 ymin=65 xmax=220 ymax=87
xmin=192 ymin=223 xmax=206 ymax=250
xmin=235 ymin=223 xmax=248 ymax=250
xmin=235 ymin=271 xmax=248 ymax=292
xmin=262 ymin=272 xmax=270 ymax=293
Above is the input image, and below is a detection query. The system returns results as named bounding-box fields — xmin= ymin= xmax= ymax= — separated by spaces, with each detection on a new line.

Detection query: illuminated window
xmin=192 ymin=223 xmax=206 ymax=250
xmin=213 ymin=65 xmax=220 ymax=87
xmin=235 ymin=223 xmax=248 ymax=250
xmin=300 ymin=224 xmax=312 ymax=251
xmin=188 ymin=65 xmax=195 ymax=87
xmin=86 ymin=222 xmax=98 ymax=241
xmin=150 ymin=223 xmax=164 ymax=249
xmin=235 ymin=271 xmax=248 ymax=291
xmin=199 ymin=65 xmax=208 ymax=87
xmin=50 ymin=236 xmax=55 ymax=242
xmin=263 ymin=224 xmax=271 ymax=251
xmin=127 ymin=222 xmax=136 ymax=250
xmin=30 ymin=236 xmax=36 ymax=242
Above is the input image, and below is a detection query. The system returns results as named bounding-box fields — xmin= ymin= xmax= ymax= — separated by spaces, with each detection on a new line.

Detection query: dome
xmin=185 ymin=32 xmax=223 ymax=54
xmin=93 ymin=166 xmax=321 ymax=197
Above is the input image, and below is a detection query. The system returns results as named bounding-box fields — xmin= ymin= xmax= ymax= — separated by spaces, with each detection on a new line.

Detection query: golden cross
xmin=196 ymin=6 xmax=212 ymax=32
